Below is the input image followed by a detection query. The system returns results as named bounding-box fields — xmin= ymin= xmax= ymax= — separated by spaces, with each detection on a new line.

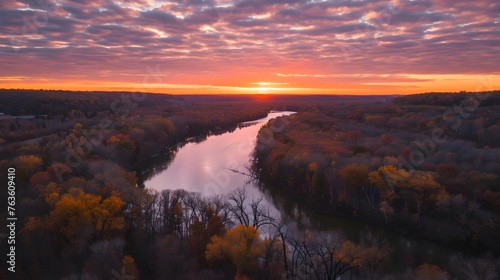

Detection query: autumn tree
xmin=378 ymin=134 xmax=396 ymax=145
xmin=30 ymin=171 xmax=51 ymax=187
xmin=22 ymin=188 xmax=126 ymax=277
xmin=24 ymin=188 xmax=125 ymax=242
xmin=206 ymin=224 xmax=267 ymax=278
xmin=308 ymin=161 xmax=329 ymax=208
xmin=368 ymin=165 xmax=409 ymax=204
xmin=369 ymin=166 xmax=445 ymax=227
xmin=359 ymin=231 xmax=394 ymax=279
xmin=189 ymin=202 xmax=226 ymax=265
xmin=13 ymin=155 xmax=43 ymax=186
xmin=340 ymin=164 xmax=370 ymax=213
xmin=398 ymin=171 xmax=444 ymax=227
xmin=414 ymin=263 xmax=449 ymax=280
xmin=121 ymin=255 xmax=140 ymax=280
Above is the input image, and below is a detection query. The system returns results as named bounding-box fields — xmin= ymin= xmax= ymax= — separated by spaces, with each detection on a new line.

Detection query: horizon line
xmin=2 ymin=87 xmax=498 ymax=97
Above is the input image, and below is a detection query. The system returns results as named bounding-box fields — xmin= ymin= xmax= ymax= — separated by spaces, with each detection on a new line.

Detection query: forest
xmin=1 ymin=89 xmax=499 ymax=279
xmin=253 ymin=91 xmax=500 ymax=277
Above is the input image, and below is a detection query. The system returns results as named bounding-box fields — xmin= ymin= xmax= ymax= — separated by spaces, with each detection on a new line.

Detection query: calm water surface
xmin=144 ymin=111 xmax=465 ymax=274
xmin=146 ymin=111 xmax=295 ymax=199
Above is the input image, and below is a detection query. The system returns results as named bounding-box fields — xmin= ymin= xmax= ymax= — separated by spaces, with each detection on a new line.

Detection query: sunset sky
xmin=1 ymin=0 xmax=499 ymax=94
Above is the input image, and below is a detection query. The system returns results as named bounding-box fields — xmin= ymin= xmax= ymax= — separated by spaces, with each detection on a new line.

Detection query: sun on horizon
xmin=0 ymin=0 xmax=499 ymax=94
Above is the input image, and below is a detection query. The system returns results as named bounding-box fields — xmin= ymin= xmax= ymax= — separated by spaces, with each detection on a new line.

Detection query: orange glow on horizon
xmin=1 ymin=73 xmax=498 ymax=95
xmin=1 ymin=0 xmax=498 ymax=96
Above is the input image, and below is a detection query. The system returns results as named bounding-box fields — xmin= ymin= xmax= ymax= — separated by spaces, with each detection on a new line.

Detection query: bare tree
xmin=452 ymin=253 xmax=499 ymax=280
xmin=84 ymin=238 xmax=125 ymax=279
xmin=359 ymin=231 xmax=393 ymax=279
xmin=286 ymin=229 xmax=359 ymax=280
xmin=227 ymin=188 xmax=275 ymax=230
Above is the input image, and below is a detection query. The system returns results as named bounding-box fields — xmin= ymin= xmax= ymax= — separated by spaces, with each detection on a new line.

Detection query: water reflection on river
xmin=144 ymin=111 xmax=465 ymax=275
xmin=146 ymin=111 xmax=295 ymax=199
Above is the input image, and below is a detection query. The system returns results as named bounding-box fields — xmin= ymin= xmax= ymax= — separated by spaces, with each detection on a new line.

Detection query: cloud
xmin=0 ymin=0 xmax=498 ymax=93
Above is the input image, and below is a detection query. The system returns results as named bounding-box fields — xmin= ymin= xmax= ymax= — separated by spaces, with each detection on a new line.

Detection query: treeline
xmin=0 ymin=90 xmax=263 ymax=144
xmin=253 ymin=91 xmax=500 ymax=257
xmin=393 ymin=90 xmax=500 ymax=107
xmin=0 ymin=89 xmax=195 ymax=116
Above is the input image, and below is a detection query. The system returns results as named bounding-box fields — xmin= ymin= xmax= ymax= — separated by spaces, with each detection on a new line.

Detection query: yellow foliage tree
xmin=42 ymin=182 xmax=61 ymax=207
xmin=370 ymin=166 xmax=445 ymax=226
xmin=234 ymin=272 xmax=250 ymax=280
xmin=14 ymin=155 xmax=43 ymax=185
xmin=371 ymin=165 xmax=410 ymax=197
xmin=414 ymin=263 xmax=449 ymax=280
xmin=360 ymin=245 xmax=393 ymax=278
xmin=206 ymin=224 xmax=266 ymax=277
xmin=106 ymin=135 xmax=121 ymax=146
xmin=14 ymin=155 xmax=43 ymax=170
xmin=73 ymin=123 xmax=84 ymax=131
xmin=122 ymin=255 xmax=140 ymax=279
xmin=340 ymin=164 xmax=370 ymax=211
xmin=336 ymin=240 xmax=363 ymax=268
xmin=24 ymin=188 xmax=125 ymax=241
xmin=402 ymin=172 xmax=443 ymax=203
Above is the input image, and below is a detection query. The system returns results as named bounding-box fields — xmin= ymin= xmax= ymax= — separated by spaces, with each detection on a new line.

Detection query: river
xmin=144 ymin=111 xmax=465 ymax=275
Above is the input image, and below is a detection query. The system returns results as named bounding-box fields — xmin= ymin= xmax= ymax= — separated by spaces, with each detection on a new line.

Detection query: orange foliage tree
xmin=414 ymin=263 xmax=449 ymax=280
xmin=24 ymin=188 xmax=125 ymax=242
xmin=206 ymin=224 xmax=267 ymax=278
xmin=340 ymin=164 xmax=369 ymax=212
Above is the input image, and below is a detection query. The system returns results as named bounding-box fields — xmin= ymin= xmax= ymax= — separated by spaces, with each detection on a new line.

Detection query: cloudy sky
xmin=0 ymin=0 xmax=499 ymax=94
